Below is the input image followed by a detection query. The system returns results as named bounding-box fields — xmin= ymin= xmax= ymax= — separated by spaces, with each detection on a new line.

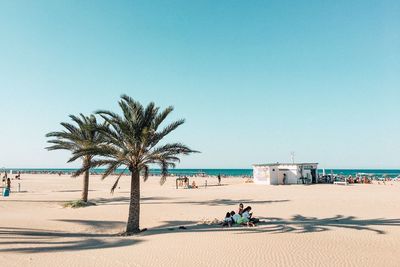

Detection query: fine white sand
xmin=1 ymin=174 xmax=400 ymax=266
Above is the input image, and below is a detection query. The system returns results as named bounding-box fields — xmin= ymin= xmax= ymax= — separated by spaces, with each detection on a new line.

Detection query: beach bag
xmin=2 ymin=188 xmax=10 ymax=197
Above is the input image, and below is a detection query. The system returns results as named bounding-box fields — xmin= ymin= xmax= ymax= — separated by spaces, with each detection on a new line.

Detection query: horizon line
xmin=2 ymin=167 xmax=400 ymax=170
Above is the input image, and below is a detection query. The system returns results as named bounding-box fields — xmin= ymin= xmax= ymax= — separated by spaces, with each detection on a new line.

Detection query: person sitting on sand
xmin=238 ymin=211 xmax=255 ymax=227
xmin=222 ymin=212 xmax=233 ymax=227
xmin=348 ymin=176 xmax=354 ymax=184
xmin=242 ymin=206 xmax=253 ymax=220
xmin=242 ymin=206 xmax=259 ymax=225
xmin=230 ymin=211 xmax=241 ymax=224
xmin=238 ymin=203 xmax=244 ymax=215
xmin=191 ymin=180 xmax=198 ymax=189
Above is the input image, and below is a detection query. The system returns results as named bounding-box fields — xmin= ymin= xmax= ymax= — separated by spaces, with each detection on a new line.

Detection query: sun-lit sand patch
xmin=1 ymin=174 xmax=400 ymax=266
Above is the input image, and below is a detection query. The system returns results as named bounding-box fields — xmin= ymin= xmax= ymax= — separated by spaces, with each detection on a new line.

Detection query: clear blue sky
xmin=0 ymin=0 xmax=399 ymax=169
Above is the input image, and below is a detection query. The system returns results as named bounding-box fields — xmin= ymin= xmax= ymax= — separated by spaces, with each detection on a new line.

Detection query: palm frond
xmin=110 ymin=167 xmax=128 ymax=194
xmin=71 ymin=158 xmax=91 ymax=177
xmin=46 ymin=113 xmax=104 ymax=164
xmin=159 ymin=161 xmax=169 ymax=185
xmin=152 ymin=106 xmax=173 ymax=131
xmin=149 ymin=119 xmax=185 ymax=148
xmin=102 ymin=161 xmax=122 ymax=180
xmin=142 ymin=165 xmax=149 ymax=182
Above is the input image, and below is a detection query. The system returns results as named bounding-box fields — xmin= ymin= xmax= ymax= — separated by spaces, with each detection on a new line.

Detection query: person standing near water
xmin=217 ymin=174 xmax=221 ymax=185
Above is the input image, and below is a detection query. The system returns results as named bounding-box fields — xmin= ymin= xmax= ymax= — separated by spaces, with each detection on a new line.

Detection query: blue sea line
xmin=2 ymin=168 xmax=400 ymax=177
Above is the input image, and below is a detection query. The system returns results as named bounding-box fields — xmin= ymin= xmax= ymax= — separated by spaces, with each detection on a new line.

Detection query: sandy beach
xmin=1 ymin=174 xmax=400 ymax=266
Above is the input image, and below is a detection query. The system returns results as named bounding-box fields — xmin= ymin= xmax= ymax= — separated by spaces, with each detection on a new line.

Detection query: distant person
xmin=283 ymin=173 xmax=287 ymax=185
xmin=6 ymin=177 xmax=11 ymax=190
xmin=191 ymin=180 xmax=198 ymax=189
xmin=217 ymin=174 xmax=221 ymax=185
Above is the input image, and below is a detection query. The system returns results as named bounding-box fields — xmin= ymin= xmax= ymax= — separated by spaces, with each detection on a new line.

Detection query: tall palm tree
xmin=73 ymin=95 xmax=198 ymax=234
xmin=46 ymin=114 xmax=103 ymax=203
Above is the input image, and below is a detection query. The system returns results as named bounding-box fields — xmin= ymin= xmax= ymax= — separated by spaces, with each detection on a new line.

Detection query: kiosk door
xmin=311 ymin=169 xmax=317 ymax=183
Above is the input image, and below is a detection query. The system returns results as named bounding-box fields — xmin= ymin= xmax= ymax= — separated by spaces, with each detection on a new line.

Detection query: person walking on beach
xmin=283 ymin=173 xmax=287 ymax=185
xmin=217 ymin=174 xmax=221 ymax=185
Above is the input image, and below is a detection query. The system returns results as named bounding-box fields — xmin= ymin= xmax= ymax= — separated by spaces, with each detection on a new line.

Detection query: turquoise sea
xmin=3 ymin=168 xmax=400 ymax=178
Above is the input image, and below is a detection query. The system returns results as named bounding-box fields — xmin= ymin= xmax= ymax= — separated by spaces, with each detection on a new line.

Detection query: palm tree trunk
xmin=81 ymin=169 xmax=89 ymax=203
xmin=126 ymin=169 xmax=140 ymax=234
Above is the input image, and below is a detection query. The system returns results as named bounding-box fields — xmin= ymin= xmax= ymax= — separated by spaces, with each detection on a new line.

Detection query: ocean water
xmin=3 ymin=168 xmax=400 ymax=178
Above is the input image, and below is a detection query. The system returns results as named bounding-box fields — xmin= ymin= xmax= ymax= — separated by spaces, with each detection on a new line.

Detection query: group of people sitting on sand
xmin=177 ymin=177 xmax=199 ymax=189
xmin=222 ymin=203 xmax=259 ymax=227
xmin=347 ymin=175 xmax=371 ymax=184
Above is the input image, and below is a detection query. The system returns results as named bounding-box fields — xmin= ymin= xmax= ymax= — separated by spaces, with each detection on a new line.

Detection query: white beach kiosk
xmin=253 ymin=163 xmax=319 ymax=185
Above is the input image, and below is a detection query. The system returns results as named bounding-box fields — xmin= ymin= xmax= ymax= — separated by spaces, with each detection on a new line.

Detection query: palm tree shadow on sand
xmin=0 ymin=223 xmax=141 ymax=254
xmin=91 ymin=197 xmax=291 ymax=206
xmin=1 ymin=215 xmax=400 ymax=253
xmin=142 ymin=215 xmax=400 ymax=236
xmin=247 ymin=215 xmax=399 ymax=235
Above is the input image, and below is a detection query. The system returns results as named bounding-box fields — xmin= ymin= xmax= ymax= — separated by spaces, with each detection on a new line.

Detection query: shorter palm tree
xmin=46 ymin=114 xmax=103 ymax=203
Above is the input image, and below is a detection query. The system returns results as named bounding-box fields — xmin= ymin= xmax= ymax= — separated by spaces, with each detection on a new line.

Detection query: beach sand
xmin=1 ymin=174 xmax=400 ymax=266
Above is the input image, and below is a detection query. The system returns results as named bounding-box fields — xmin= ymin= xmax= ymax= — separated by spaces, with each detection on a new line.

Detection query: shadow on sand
xmin=0 ymin=200 xmax=68 ymax=203
xmin=2 ymin=215 xmax=399 ymax=253
xmin=91 ymin=196 xmax=290 ymax=206
xmin=0 ymin=223 xmax=140 ymax=253
xmin=138 ymin=215 xmax=400 ymax=237
xmin=52 ymin=189 xmax=97 ymax=193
